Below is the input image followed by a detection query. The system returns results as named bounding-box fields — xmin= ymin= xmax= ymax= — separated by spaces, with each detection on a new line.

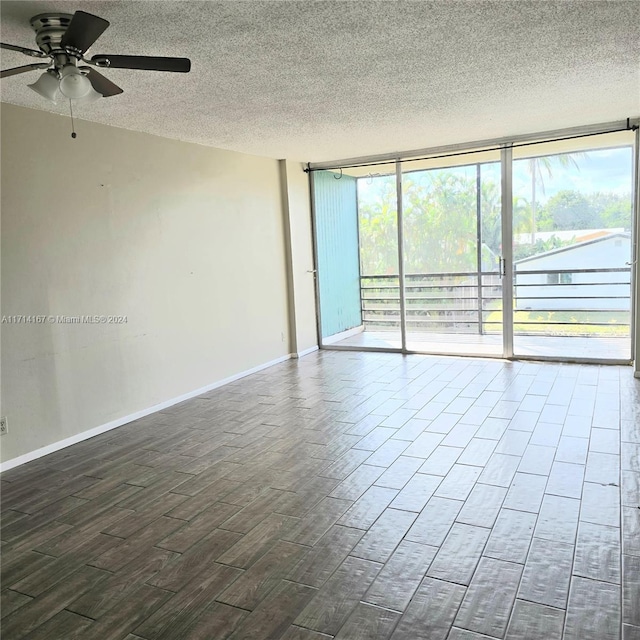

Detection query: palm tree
xmin=526 ymin=152 xmax=585 ymax=243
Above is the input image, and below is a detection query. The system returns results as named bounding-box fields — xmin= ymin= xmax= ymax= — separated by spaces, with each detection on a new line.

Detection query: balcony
xmin=330 ymin=268 xmax=632 ymax=361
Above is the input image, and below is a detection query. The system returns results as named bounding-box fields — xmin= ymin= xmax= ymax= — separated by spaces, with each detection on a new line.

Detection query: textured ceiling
xmin=1 ymin=1 xmax=639 ymax=162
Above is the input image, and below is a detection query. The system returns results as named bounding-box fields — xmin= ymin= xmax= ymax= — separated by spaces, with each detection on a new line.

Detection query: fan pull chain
xmin=69 ymin=99 xmax=77 ymax=139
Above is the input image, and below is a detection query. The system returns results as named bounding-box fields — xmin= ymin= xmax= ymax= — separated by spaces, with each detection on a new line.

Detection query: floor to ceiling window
xmin=510 ymin=133 xmax=635 ymax=361
xmin=311 ymin=125 xmax=638 ymax=364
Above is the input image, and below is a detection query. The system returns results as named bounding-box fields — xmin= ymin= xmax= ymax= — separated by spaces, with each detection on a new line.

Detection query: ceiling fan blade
xmin=1 ymin=42 xmax=47 ymax=58
xmin=1 ymin=63 xmax=50 ymax=78
xmin=86 ymin=68 xmax=123 ymax=97
xmin=91 ymin=55 xmax=191 ymax=73
xmin=60 ymin=10 xmax=110 ymax=53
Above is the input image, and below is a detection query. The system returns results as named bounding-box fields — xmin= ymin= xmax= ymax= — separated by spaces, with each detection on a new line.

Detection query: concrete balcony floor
xmin=331 ymin=330 xmax=631 ymax=362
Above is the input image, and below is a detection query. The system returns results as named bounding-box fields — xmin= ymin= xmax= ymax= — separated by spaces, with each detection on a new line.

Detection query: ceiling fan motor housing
xmin=30 ymin=14 xmax=74 ymax=56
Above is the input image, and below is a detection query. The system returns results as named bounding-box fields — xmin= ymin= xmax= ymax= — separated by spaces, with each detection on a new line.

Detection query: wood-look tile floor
xmin=1 ymin=351 xmax=639 ymax=640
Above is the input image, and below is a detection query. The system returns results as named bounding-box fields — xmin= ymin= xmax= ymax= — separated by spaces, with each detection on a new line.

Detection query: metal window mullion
xmin=501 ymin=146 xmax=514 ymax=358
xmin=396 ymin=159 xmax=408 ymax=352
xmin=308 ymin=170 xmax=324 ymax=347
xmin=354 ymin=176 xmax=365 ymax=331
xmin=476 ymin=164 xmax=484 ymax=335
xmin=632 ymin=128 xmax=640 ymax=369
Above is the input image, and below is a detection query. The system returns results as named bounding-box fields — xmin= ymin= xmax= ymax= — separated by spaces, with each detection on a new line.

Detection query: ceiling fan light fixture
xmin=3 ymin=10 xmax=191 ymax=103
xmin=27 ymin=69 xmax=60 ymax=102
xmin=59 ymin=65 xmax=92 ymax=99
xmin=76 ymin=85 xmax=102 ymax=103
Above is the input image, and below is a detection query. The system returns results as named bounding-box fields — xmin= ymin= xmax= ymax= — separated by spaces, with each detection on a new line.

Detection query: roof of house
xmin=514 ymin=231 xmax=631 ymax=264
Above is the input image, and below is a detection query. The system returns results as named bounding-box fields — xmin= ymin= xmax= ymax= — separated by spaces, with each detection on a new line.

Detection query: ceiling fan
xmin=1 ymin=10 xmax=191 ymax=103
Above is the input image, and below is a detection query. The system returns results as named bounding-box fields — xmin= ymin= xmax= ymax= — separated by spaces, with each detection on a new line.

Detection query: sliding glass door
xmin=312 ymin=128 xmax=637 ymax=363
xmin=400 ymin=151 xmax=504 ymax=356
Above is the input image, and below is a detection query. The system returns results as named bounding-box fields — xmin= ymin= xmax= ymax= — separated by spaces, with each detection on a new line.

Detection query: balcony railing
xmin=361 ymin=267 xmax=631 ymax=336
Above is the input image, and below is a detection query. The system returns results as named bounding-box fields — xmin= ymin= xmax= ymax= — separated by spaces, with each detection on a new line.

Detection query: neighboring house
xmin=514 ymin=232 xmax=631 ymax=311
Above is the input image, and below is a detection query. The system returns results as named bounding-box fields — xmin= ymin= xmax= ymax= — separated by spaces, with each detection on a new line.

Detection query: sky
xmin=356 ymin=145 xmax=634 ymax=206
xmin=512 ymin=146 xmax=633 ymax=203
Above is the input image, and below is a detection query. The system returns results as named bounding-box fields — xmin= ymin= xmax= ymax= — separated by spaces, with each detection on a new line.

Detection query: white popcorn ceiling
xmin=1 ymin=1 xmax=638 ymax=162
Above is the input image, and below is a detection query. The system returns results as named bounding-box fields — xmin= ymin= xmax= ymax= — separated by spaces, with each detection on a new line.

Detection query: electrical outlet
xmin=0 ymin=417 xmax=7 ymax=435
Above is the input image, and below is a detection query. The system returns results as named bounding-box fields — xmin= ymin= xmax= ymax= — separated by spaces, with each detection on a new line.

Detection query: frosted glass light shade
xmin=77 ymin=86 xmax=102 ymax=103
xmin=59 ymin=66 xmax=92 ymax=99
xmin=28 ymin=70 xmax=60 ymax=103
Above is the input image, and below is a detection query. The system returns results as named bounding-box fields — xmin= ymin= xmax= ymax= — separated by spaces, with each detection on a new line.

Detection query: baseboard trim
xmin=0 ymin=353 xmax=292 ymax=473
xmin=322 ymin=325 xmax=364 ymax=345
xmin=293 ymin=345 xmax=319 ymax=358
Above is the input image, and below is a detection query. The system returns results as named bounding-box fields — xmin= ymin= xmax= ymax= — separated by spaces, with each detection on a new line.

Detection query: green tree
xmin=535 ymin=190 xmax=632 ymax=231
xmin=358 ymin=176 xmax=398 ymax=275
xmin=525 ymin=153 xmax=585 ymax=242
xmin=540 ymin=190 xmax=598 ymax=230
xmin=357 ymin=167 xmax=631 ymax=277
xmin=591 ymin=192 xmax=632 ymax=229
xmin=402 ymin=171 xmax=477 ymax=273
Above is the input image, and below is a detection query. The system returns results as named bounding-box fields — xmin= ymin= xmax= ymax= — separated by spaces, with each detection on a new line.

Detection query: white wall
xmin=280 ymin=160 xmax=319 ymax=354
xmin=1 ymin=104 xmax=293 ymax=464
